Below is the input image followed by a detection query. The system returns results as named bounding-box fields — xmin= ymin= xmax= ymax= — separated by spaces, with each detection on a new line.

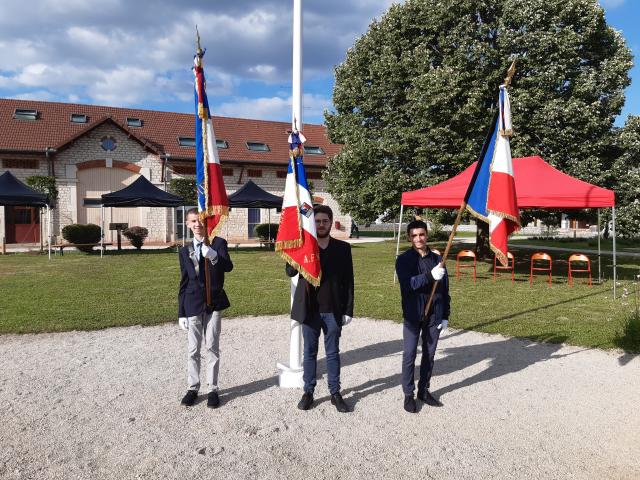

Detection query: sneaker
xmin=330 ymin=392 xmax=350 ymax=413
xmin=417 ymin=390 xmax=443 ymax=407
xmin=207 ymin=391 xmax=220 ymax=409
xmin=297 ymin=392 xmax=314 ymax=411
xmin=404 ymin=394 xmax=417 ymax=413
xmin=181 ymin=390 xmax=198 ymax=407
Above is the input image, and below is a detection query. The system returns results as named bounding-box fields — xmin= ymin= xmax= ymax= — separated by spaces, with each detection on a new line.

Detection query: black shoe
xmin=330 ymin=392 xmax=350 ymax=413
xmin=404 ymin=395 xmax=417 ymax=413
xmin=207 ymin=391 xmax=220 ymax=409
xmin=181 ymin=390 xmax=198 ymax=407
xmin=297 ymin=392 xmax=314 ymax=411
xmin=418 ymin=390 xmax=443 ymax=407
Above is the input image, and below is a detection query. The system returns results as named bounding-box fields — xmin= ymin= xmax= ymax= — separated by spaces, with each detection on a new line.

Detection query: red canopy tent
xmin=397 ymin=156 xmax=618 ymax=289
xmin=401 ymin=156 xmax=615 ymax=208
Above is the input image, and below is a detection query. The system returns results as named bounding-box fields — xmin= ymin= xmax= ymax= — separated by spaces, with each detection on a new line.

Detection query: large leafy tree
xmin=325 ymin=0 xmax=632 ymax=222
xmin=611 ymin=116 xmax=640 ymax=237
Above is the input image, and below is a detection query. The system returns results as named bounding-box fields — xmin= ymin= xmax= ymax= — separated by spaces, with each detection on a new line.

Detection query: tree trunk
xmin=475 ymin=219 xmax=491 ymax=260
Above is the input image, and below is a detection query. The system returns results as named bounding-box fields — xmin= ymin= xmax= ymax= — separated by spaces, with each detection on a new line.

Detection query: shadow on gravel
xmin=221 ymin=339 xmax=404 ymax=404
xmin=431 ymin=333 xmax=573 ymax=399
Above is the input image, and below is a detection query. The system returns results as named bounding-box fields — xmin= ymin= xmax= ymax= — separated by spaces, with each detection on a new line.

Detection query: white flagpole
xmin=278 ymin=0 xmax=305 ymax=389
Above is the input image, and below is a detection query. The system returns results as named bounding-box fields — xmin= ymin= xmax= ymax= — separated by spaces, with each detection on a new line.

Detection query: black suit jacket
xmin=286 ymin=237 xmax=354 ymax=328
xmin=178 ymin=237 xmax=233 ymax=317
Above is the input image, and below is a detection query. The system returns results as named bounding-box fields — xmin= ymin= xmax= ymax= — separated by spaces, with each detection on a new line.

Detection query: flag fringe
xmin=275 ymin=238 xmax=303 ymax=251
xmin=491 ymin=243 xmax=509 ymax=267
xmin=487 ymin=208 xmax=521 ymax=228
xmin=277 ymin=250 xmax=321 ymax=287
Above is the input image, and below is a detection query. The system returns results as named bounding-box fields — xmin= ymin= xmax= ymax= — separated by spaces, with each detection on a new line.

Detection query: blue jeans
xmin=302 ymin=313 xmax=341 ymax=395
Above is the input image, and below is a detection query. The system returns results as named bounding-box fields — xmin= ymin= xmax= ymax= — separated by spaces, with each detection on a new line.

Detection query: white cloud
xmin=600 ymin=0 xmax=625 ymax=8
xmin=215 ymin=93 xmax=332 ymax=123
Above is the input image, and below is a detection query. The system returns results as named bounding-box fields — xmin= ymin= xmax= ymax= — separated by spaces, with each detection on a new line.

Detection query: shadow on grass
xmin=614 ymin=312 xmax=640 ymax=355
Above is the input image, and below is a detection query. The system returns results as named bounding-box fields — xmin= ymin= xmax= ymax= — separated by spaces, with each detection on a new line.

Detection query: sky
xmin=0 ymin=0 xmax=637 ymax=126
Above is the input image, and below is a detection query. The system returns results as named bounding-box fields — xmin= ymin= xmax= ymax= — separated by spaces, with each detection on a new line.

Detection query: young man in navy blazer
xmin=178 ymin=208 xmax=233 ymax=408
xmin=395 ymin=219 xmax=450 ymax=413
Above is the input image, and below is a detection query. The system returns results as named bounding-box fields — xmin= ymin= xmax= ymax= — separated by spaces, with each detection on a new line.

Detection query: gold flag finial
xmin=504 ymin=60 xmax=516 ymax=87
xmin=196 ymin=25 xmax=202 ymax=55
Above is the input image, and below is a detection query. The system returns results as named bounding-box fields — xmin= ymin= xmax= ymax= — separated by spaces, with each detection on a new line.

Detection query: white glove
xmin=431 ymin=264 xmax=445 ymax=281
xmin=437 ymin=319 xmax=449 ymax=332
xmin=178 ymin=317 xmax=189 ymax=331
xmin=201 ymin=244 xmax=218 ymax=263
xmin=342 ymin=315 xmax=353 ymax=326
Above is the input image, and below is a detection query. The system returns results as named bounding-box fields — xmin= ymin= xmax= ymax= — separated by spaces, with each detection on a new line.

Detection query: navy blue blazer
xmin=178 ymin=236 xmax=233 ymax=317
xmin=395 ymin=247 xmax=450 ymax=325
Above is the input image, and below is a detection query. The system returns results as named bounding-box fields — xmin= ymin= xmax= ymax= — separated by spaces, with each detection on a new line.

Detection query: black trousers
xmin=402 ymin=317 xmax=441 ymax=396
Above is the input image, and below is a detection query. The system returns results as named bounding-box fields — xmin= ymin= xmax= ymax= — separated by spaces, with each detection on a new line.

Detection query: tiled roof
xmin=0 ymin=98 xmax=341 ymax=167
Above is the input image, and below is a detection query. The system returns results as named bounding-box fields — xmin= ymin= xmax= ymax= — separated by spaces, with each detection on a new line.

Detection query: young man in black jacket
xmin=177 ymin=208 xmax=233 ymax=408
xmin=286 ymin=205 xmax=354 ymax=413
xmin=395 ymin=219 xmax=450 ymax=413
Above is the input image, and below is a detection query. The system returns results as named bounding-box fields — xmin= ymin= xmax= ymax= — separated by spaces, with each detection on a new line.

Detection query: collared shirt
xmin=193 ymin=238 xmax=204 ymax=259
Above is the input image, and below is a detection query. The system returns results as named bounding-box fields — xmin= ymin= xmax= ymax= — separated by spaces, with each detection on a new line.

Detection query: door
xmin=248 ymin=208 xmax=261 ymax=238
xmin=5 ymin=206 xmax=40 ymax=243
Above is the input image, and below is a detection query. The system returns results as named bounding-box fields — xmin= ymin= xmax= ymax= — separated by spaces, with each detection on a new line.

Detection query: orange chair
xmin=568 ymin=253 xmax=592 ymax=287
xmin=530 ymin=252 xmax=552 ymax=286
xmin=456 ymin=250 xmax=477 ymax=282
xmin=493 ymin=252 xmax=515 ymax=283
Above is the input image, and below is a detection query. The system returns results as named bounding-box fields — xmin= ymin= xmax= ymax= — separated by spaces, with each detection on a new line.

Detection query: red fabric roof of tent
xmin=401 ymin=156 xmax=615 ymax=209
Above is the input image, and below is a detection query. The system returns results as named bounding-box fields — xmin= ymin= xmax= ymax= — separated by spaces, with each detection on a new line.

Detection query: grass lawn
xmin=1 ymin=241 xmax=638 ymax=352
xmin=510 ymin=236 xmax=640 ymax=253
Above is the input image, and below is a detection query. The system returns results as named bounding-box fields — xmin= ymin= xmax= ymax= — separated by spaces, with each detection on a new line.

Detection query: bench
xmin=52 ymin=242 xmax=112 ymax=256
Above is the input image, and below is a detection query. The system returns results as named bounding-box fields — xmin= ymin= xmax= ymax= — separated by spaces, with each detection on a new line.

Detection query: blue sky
xmin=0 ymin=0 xmax=637 ymax=126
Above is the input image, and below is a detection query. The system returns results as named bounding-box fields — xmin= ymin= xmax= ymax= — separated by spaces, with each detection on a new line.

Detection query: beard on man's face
xmin=316 ymin=227 xmax=330 ymax=238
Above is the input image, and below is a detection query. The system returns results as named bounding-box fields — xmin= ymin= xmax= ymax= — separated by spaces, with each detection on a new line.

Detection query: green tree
xmin=169 ymin=178 xmax=196 ymax=205
xmin=611 ymin=116 xmax=640 ymax=238
xmin=25 ymin=175 xmax=58 ymax=207
xmin=325 ymin=0 xmax=632 ymax=223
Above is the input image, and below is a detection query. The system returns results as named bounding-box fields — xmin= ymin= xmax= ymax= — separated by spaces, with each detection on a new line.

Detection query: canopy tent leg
xmin=268 ymin=209 xmax=271 ymax=244
xmin=100 ymin=205 xmax=104 ymax=258
xmin=612 ymin=206 xmax=617 ymax=299
xmin=597 ymin=209 xmax=601 ymax=284
xmin=47 ymin=205 xmax=51 ymax=260
xmin=394 ymin=204 xmax=405 ymax=284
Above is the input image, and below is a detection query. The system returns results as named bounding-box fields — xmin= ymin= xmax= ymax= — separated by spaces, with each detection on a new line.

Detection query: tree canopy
xmin=325 ymin=0 xmax=632 ymax=222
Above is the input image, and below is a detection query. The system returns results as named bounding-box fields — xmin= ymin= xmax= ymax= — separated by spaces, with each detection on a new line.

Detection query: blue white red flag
xmin=275 ymin=130 xmax=321 ymax=286
xmin=466 ymin=84 xmax=520 ymax=266
xmin=194 ymin=44 xmax=228 ymax=241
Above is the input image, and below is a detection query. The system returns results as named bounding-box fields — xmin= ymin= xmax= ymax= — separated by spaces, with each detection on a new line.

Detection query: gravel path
xmin=1 ymin=316 xmax=638 ymax=480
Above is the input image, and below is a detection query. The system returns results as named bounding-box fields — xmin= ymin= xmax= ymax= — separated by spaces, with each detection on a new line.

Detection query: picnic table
xmin=52 ymin=242 xmax=112 ymax=256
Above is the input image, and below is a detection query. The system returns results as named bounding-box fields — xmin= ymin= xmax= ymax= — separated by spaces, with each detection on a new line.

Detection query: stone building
xmin=0 ymin=99 xmax=350 ymax=245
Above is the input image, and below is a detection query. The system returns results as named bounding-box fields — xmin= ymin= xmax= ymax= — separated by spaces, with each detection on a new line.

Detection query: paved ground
xmin=1 ymin=316 xmax=639 ymax=479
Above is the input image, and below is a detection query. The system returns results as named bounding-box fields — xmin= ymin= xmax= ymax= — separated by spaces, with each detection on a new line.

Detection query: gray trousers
xmin=186 ymin=310 xmax=221 ymax=393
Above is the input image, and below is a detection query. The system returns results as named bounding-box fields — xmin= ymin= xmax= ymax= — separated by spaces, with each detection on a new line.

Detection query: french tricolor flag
xmin=275 ymin=130 xmax=321 ymax=286
xmin=466 ymin=84 xmax=520 ymax=266
xmin=194 ymin=45 xmax=228 ymax=240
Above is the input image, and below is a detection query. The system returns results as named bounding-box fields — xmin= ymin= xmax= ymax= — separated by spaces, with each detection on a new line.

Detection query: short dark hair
xmin=313 ymin=204 xmax=333 ymax=222
xmin=406 ymin=219 xmax=428 ymax=236
xmin=185 ymin=207 xmax=199 ymax=218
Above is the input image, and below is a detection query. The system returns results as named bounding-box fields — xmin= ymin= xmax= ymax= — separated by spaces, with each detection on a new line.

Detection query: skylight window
xmin=13 ymin=109 xmax=38 ymax=121
xmin=126 ymin=117 xmax=143 ymax=127
xmin=70 ymin=113 xmax=87 ymax=124
xmin=304 ymin=145 xmax=325 ymax=155
xmin=246 ymin=141 xmax=269 ymax=152
xmin=178 ymin=137 xmax=196 ymax=147
xmin=216 ymin=140 xmax=229 ymax=149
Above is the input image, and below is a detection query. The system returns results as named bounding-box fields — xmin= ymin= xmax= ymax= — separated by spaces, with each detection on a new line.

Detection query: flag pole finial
xmin=196 ymin=25 xmax=202 ymax=55
xmin=504 ymin=61 xmax=516 ymax=87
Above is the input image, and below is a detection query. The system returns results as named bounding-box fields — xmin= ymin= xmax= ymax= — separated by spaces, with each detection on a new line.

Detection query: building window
xmin=248 ymin=208 xmax=261 ymax=238
xmin=178 ymin=137 xmax=196 ymax=147
xmin=246 ymin=141 xmax=269 ymax=152
xmin=306 ymin=171 xmax=323 ymax=180
xmin=304 ymin=145 xmax=325 ymax=155
xmin=221 ymin=167 xmax=233 ymax=176
xmin=70 ymin=113 xmax=88 ymax=124
xmin=83 ymin=198 xmax=103 ymax=207
xmin=100 ymin=136 xmax=117 ymax=151
xmin=126 ymin=117 xmax=143 ymax=127
xmin=13 ymin=109 xmax=38 ymax=121
xmin=216 ymin=140 xmax=229 ymax=149
xmin=173 ymin=165 xmax=196 ymax=175
xmin=247 ymin=168 xmax=262 ymax=178
xmin=276 ymin=170 xmax=287 ymax=179
xmin=2 ymin=158 xmax=39 ymax=169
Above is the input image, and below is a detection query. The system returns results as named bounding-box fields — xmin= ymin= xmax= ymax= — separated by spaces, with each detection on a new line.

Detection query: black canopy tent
xmin=0 ymin=171 xmax=52 ymax=258
xmin=227 ymin=180 xmax=283 ymax=241
xmin=100 ymin=175 xmax=184 ymax=255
